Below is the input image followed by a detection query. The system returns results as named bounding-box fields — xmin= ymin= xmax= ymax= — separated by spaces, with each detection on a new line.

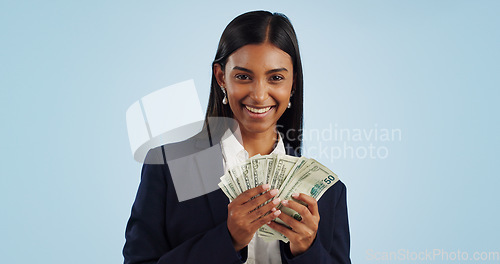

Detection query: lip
xmin=243 ymin=104 xmax=275 ymax=118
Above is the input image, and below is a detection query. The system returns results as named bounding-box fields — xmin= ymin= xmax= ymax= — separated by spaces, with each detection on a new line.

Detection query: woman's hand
xmin=227 ymin=184 xmax=282 ymax=251
xmin=267 ymin=193 xmax=320 ymax=256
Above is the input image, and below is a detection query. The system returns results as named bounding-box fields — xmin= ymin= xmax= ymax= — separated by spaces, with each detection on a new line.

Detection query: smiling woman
xmin=214 ymin=42 xmax=295 ymax=156
xmin=123 ymin=10 xmax=351 ymax=264
xmin=206 ymin=11 xmax=304 ymax=157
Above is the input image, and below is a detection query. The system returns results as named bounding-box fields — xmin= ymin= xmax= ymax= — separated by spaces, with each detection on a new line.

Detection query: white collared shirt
xmin=220 ymin=129 xmax=284 ymax=264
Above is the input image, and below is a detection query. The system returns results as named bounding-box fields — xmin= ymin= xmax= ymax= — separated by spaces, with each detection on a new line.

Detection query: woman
xmin=123 ymin=11 xmax=351 ymax=264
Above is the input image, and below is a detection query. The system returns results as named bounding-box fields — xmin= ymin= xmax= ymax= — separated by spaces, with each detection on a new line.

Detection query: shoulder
xmin=319 ymin=179 xmax=347 ymax=208
xmin=284 ymin=140 xmax=301 ymax=157
xmin=142 ymin=129 xmax=214 ymax=165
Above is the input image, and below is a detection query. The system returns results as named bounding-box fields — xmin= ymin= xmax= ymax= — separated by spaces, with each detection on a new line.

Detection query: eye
xmin=235 ymin=74 xmax=251 ymax=80
xmin=270 ymin=75 xmax=284 ymax=82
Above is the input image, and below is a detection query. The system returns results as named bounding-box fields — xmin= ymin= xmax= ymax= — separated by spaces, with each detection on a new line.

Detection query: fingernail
xmin=270 ymin=189 xmax=279 ymax=196
xmin=281 ymin=200 xmax=289 ymax=206
xmin=271 ymin=207 xmax=277 ymax=212
xmin=274 ymin=210 xmax=281 ymax=216
xmin=272 ymin=198 xmax=281 ymax=205
xmin=262 ymin=184 xmax=270 ymax=191
xmin=292 ymin=193 xmax=299 ymax=198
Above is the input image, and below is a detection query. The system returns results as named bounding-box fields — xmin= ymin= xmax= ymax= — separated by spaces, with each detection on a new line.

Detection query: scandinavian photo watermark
xmin=366 ymin=248 xmax=500 ymax=262
xmin=279 ymin=123 xmax=402 ymax=161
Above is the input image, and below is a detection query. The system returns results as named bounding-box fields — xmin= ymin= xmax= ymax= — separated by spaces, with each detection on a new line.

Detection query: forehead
xmin=226 ymin=43 xmax=293 ymax=70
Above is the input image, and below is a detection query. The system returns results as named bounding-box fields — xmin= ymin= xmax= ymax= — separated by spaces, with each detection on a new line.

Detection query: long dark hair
xmin=205 ymin=11 xmax=303 ymax=155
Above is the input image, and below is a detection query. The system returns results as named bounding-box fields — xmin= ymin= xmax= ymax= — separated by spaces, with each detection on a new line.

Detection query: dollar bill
xmin=280 ymin=159 xmax=339 ymax=201
xmin=249 ymin=154 xmax=267 ymax=187
xmin=268 ymin=155 xmax=298 ymax=190
xmin=276 ymin=161 xmax=339 ymax=227
xmin=228 ymin=166 xmax=245 ymax=194
xmin=219 ymin=172 xmax=238 ymax=199
xmin=240 ymin=161 xmax=252 ymax=191
xmin=218 ymin=154 xmax=340 ymax=242
xmin=218 ymin=181 xmax=235 ymax=201
xmin=265 ymin=155 xmax=276 ymax=187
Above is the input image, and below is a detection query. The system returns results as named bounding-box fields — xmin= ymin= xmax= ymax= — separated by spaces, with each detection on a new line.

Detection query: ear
xmin=214 ymin=63 xmax=225 ymax=88
xmin=291 ymin=73 xmax=297 ymax=96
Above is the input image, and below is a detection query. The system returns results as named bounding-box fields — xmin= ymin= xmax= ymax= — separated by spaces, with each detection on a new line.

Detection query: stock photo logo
xmin=126 ymin=80 xmax=237 ymax=202
xmin=301 ymin=123 xmax=402 ymax=162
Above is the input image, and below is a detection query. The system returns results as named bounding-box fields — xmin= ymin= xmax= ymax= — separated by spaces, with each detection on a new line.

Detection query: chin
xmin=240 ymin=122 xmax=275 ymax=135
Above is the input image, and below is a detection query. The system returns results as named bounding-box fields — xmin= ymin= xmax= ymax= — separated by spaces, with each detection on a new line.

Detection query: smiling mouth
xmin=245 ymin=105 xmax=273 ymax=114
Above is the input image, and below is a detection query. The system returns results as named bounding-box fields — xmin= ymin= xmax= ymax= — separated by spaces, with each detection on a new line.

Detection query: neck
xmin=239 ymin=128 xmax=277 ymax=157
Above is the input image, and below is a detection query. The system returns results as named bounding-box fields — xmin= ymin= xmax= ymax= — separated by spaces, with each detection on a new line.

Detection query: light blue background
xmin=1 ymin=0 xmax=498 ymax=263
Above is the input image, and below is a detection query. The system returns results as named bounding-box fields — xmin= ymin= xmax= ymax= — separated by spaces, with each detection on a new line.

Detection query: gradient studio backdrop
xmin=1 ymin=1 xmax=499 ymax=263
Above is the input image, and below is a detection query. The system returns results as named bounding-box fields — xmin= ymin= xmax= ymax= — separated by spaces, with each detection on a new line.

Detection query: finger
xmin=243 ymin=188 xmax=279 ymax=210
xmin=276 ymin=211 xmax=309 ymax=234
xmin=280 ymin=199 xmax=313 ymax=225
xmin=267 ymin=220 xmax=297 ymax=240
xmin=273 ymin=214 xmax=317 ymax=251
xmin=249 ymin=197 xmax=281 ymax=220
xmin=251 ymin=207 xmax=282 ymax=229
xmin=292 ymin=193 xmax=319 ymax=216
xmin=233 ymin=184 xmax=270 ymax=205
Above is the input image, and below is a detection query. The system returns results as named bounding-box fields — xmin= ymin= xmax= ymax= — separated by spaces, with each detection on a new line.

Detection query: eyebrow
xmin=232 ymin=66 xmax=288 ymax=74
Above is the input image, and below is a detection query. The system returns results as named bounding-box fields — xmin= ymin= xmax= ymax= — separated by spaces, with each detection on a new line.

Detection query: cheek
xmin=226 ymin=84 xmax=246 ymax=100
xmin=277 ymin=79 xmax=294 ymax=99
xmin=275 ymin=88 xmax=293 ymax=103
xmin=226 ymin=89 xmax=244 ymax=115
xmin=274 ymin=91 xmax=292 ymax=113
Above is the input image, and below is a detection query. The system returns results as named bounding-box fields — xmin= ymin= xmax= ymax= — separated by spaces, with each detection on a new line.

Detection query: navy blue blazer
xmin=123 ymin=135 xmax=351 ymax=264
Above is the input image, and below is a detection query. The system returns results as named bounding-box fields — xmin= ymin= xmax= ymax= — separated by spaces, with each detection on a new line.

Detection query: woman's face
xmin=215 ymin=42 xmax=294 ymax=137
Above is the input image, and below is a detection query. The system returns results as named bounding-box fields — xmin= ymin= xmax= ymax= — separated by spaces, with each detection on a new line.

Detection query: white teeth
xmin=245 ymin=105 xmax=272 ymax=114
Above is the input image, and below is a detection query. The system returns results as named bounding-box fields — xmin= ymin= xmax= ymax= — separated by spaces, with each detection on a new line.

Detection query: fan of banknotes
xmin=218 ymin=153 xmax=340 ymax=242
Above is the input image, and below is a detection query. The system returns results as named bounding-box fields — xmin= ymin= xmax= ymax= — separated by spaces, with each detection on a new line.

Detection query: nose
xmin=250 ymin=80 xmax=269 ymax=103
